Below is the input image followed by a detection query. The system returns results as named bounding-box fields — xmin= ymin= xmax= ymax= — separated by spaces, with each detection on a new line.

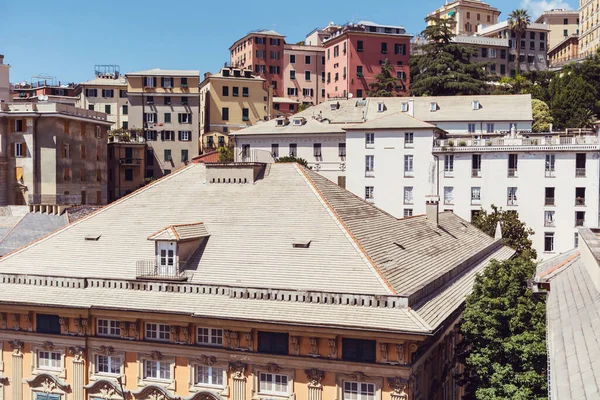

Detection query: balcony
xmin=575 ymin=197 xmax=586 ymax=206
xmin=444 ymin=170 xmax=454 ymax=178
xmin=545 ymin=169 xmax=556 ymax=178
xmin=472 ymin=169 xmax=481 ymax=178
xmin=545 ymin=219 xmax=556 ymax=227
xmin=433 ymin=135 xmax=600 ymax=153
xmin=576 ymin=219 xmax=585 ymax=227
xmin=508 ymin=168 xmax=518 ymax=177
xmin=507 ymin=199 xmax=518 ymax=206
xmin=365 ymin=169 xmax=375 ymax=177
xmin=545 ymin=197 xmax=555 ymax=206
xmin=28 ymin=194 xmax=82 ymax=205
xmin=135 ymin=260 xmax=188 ymax=281
xmin=576 ymin=168 xmax=586 ymax=177
xmin=119 ymin=158 xmax=143 ymax=166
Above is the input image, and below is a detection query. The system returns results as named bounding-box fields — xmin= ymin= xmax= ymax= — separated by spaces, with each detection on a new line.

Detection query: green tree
xmin=275 ymin=156 xmax=310 ymax=168
xmin=367 ymin=59 xmax=404 ymax=97
xmin=531 ymin=99 xmax=553 ymax=132
xmin=508 ymin=9 xmax=531 ymax=76
xmin=457 ymin=257 xmax=548 ymax=399
xmin=472 ymin=205 xmax=537 ymax=260
xmin=549 ymin=72 xmax=597 ymax=129
xmin=298 ymin=103 xmax=310 ymax=112
xmin=217 ymin=146 xmax=233 ymax=162
xmin=410 ymin=17 xmax=489 ymax=96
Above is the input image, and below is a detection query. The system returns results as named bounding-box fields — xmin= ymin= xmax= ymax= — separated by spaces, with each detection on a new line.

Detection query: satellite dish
xmin=40 ymin=95 xmax=48 ymax=101
xmin=348 ymin=93 xmax=354 ymax=99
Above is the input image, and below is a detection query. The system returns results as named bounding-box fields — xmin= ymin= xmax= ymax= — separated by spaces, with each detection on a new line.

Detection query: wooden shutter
xmin=143 ymin=77 xmax=147 ymax=87
xmin=22 ymin=142 xmax=27 ymax=156
xmin=9 ymin=120 xmax=14 ymax=133
xmin=178 ymin=131 xmax=182 ymax=141
xmin=188 ymin=114 xmax=192 ymax=124
xmin=15 ymin=167 xmax=23 ymax=181
xmin=81 ymin=145 xmax=86 ymax=159
xmin=61 ymin=143 xmax=66 ymax=158
xmin=178 ymin=113 xmax=182 ymax=123
xmin=9 ymin=143 xmax=14 ymax=157
xmin=161 ymin=132 xmax=165 ymax=141
xmin=153 ymin=77 xmax=157 ymax=87
xmin=171 ymin=131 xmax=175 ymax=141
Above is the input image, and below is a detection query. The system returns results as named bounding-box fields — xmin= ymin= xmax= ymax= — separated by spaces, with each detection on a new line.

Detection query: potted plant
xmin=459 ymin=140 xmax=467 ymax=147
xmin=448 ymin=140 xmax=454 ymax=147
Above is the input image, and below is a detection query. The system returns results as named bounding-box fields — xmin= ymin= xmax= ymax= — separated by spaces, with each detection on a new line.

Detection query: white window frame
xmin=545 ymin=154 xmax=556 ymax=176
xmin=365 ymin=155 xmax=375 ymax=177
xmin=471 ymin=187 xmax=481 ymax=204
xmin=545 ymin=210 xmax=556 ymax=227
xmin=403 ymin=209 xmax=413 ymax=218
xmin=444 ymin=155 xmax=454 ymax=177
xmin=180 ymin=113 xmax=191 ymax=124
xmin=365 ymin=133 xmax=375 ymax=148
xmin=97 ymin=319 xmax=121 ymax=337
xmin=444 ymin=186 xmax=454 ymax=205
xmin=145 ymin=322 xmax=170 ymax=342
xmin=507 ymin=187 xmax=518 ymax=206
xmin=143 ymin=359 xmax=171 ymax=381
xmin=194 ymin=365 xmax=225 ymax=388
xmin=404 ymin=187 xmax=413 ymax=205
xmin=489 ymin=48 xmax=497 ymax=58
xmin=258 ymin=372 xmax=290 ymax=397
xmin=377 ymin=103 xmax=384 ymax=112
xmin=343 ymin=381 xmax=376 ymax=400
xmin=163 ymin=77 xmax=173 ymax=88
xmin=180 ymin=131 xmax=191 ymax=141
xmin=472 ymin=101 xmax=480 ymax=110
xmin=38 ymin=350 xmax=62 ymax=371
xmin=544 ymin=232 xmax=555 ymax=252
xmin=196 ymin=327 xmax=223 ymax=346
xmin=144 ymin=77 xmax=156 ymax=87
xmin=15 ymin=142 xmax=24 ymax=157
xmin=95 ymin=354 xmax=123 ymax=376
xmin=365 ymin=186 xmax=374 ymax=201
xmin=404 ymin=155 xmax=414 ymax=177
xmin=404 ymin=132 xmax=414 ymax=147
xmin=145 ymin=113 xmax=156 ymax=124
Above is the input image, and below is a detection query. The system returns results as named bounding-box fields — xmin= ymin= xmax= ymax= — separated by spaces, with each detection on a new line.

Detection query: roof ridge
xmin=538 ymin=251 xmax=580 ymax=280
xmin=295 ymin=164 xmax=397 ymax=294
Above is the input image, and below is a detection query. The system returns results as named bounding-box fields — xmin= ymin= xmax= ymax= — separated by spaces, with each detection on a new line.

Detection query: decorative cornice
xmin=194 ymin=355 xmax=217 ymax=366
xmin=83 ymin=379 xmax=126 ymax=398
xmin=305 ymin=368 xmax=324 ymax=388
xmin=229 ymin=361 xmax=246 ymax=380
xmin=69 ymin=346 xmax=85 ymax=362
xmin=25 ymin=373 xmax=71 ymax=392
xmin=9 ymin=340 xmax=23 ymax=355
xmin=131 ymin=385 xmax=179 ymax=400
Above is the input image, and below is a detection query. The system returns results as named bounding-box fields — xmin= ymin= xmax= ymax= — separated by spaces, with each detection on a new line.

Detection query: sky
xmin=3 ymin=0 xmax=577 ymax=84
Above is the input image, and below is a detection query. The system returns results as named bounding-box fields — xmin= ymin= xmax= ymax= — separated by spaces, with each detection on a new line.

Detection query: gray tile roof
xmin=148 ymin=223 xmax=209 ymax=241
xmin=232 ymin=118 xmax=346 ymax=136
xmin=0 ymin=213 xmax=68 ymax=257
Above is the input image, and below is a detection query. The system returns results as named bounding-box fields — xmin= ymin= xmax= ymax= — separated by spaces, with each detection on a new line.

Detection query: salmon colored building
xmin=323 ymin=22 xmax=412 ymax=99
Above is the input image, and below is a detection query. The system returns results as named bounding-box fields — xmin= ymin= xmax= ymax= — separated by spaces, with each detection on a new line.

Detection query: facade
xmin=0 ymin=55 xmax=9 ymax=103
xmin=323 ymin=22 xmax=411 ymax=99
xmin=77 ymin=75 xmax=128 ymax=131
xmin=479 ymin=21 xmax=550 ymax=76
xmin=10 ymin=79 xmax=78 ymax=106
xmin=535 ymin=9 xmax=579 ymax=50
xmin=452 ymin=35 xmax=510 ymax=75
xmin=428 ymin=0 xmax=501 ymax=35
xmin=0 ymin=103 xmax=112 ymax=211
xmin=283 ymin=45 xmax=326 ymax=105
xmin=548 ymin=34 xmax=580 ymax=68
xmin=125 ymin=69 xmax=200 ymax=178
xmin=107 ymin=135 xmax=147 ymax=202
xmin=199 ymin=68 xmax=270 ymax=152
xmin=579 ymin=0 xmax=600 ymax=57
xmin=273 ymin=97 xmax=300 ymax=116
xmin=0 ymin=161 xmax=516 ymax=400
xmin=229 ymin=30 xmax=285 ymax=97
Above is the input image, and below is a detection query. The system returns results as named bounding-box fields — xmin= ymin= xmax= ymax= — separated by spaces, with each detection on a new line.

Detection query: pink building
xmin=282 ymin=44 xmax=326 ymax=106
xmin=230 ymin=30 xmax=285 ymax=97
xmin=323 ymin=21 xmax=412 ymax=99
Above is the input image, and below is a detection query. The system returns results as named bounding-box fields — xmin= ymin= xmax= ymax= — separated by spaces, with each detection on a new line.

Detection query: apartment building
xmin=0 ymin=103 xmax=112 ymax=211
xmin=273 ymin=97 xmax=300 ymax=116
xmin=283 ymin=44 xmax=326 ymax=105
xmin=10 ymin=77 xmax=78 ymax=105
xmin=229 ymin=30 xmax=285 ymax=97
xmin=479 ymin=21 xmax=550 ymax=76
xmin=107 ymin=133 xmax=147 ymax=202
xmin=0 ymin=55 xmax=9 ymax=103
xmin=0 ymin=161 xmax=516 ymax=400
xmin=548 ymin=34 xmax=580 ymax=68
xmin=323 ymin=21 xmax=411 ymax=99
xmin=452 ymin=35 xmax=510 ymax=75
xmin=199 ymin=68 xmax=270 ymax=152
xmin=579 ymin=0 xmax=600 ymax=57
xmin=77 ymin=72 xmax=128 ymax=130
xmin=428 ymin=0 xmax=501 ymax=35
xmin=535 ymin=9 xmax=579 ymax=50
xmin=125 ymin=69 xmax=200 ymax=178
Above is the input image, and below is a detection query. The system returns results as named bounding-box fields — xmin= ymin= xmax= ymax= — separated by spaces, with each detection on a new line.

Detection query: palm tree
xmin=507 ymin=9 xmax=531 ymax=76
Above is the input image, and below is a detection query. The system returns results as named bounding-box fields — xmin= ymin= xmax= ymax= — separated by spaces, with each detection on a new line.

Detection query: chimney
xmin=408 ymin=98 xmax=415 ymax=117
xmin=426 ymin=196 xmax=440 ymax=226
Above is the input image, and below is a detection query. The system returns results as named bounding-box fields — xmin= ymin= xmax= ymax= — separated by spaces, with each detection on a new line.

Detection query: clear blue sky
xmin=3 ymin=0 xmax=577 ymax=84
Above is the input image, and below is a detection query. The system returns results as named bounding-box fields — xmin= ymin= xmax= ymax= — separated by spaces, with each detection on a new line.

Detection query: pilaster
xmin=305 ymin=369 xmax=324 ymax=400
xmin=9 ymin=341 xmax=23 ymax=400
xmin=229 ymin=362 xmax=246 ymax=400
xmin=69 ymin=346 xmax=85 ymax=400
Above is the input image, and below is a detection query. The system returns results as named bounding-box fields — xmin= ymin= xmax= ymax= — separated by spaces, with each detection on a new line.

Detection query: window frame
xmin=196 ymin=327 xmax=224 ymax=346
xmin=145 ymin=322 xmax=171 ymax=342
xmin=97 ymin=318 xmax=121 ymax=337
xmin=95 ymin=354 xmax=123 ymax=376
xmin=37 ymin=350 xmax=63 ymax=371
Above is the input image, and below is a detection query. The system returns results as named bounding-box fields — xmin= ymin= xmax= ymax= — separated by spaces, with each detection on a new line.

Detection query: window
xmin=222 ymin=107 xmax=229 ymax=121
xmin=181 ymin=150 xmax=188 ymax=162
xmin=302 ymin=88 xmax=314 ymax=97
xmin=146 ymin=323 xmax=170 ymax=341
xmin=576 ymin=187 xmax=586 ymax=206
xmin=231 ymin=87 xmax=239 ymax=97
xmin=404 ymin=187 xmax=413 ymax=205
xmin=444 ymin=155 xmax=454 ymax=177
xmin=145 ymin=113 xmax=157 ymax=124
xmin=89 ymin=104 xmax=95 ymax=111
xmin=162 ymin=77 xmax=173 ymax=88
xmin=96 ymin=354 xmax=122 ymax=375
xmin=489 ymin=48 xmax=497 ymax=58
xmin=546 ymin=154 xmax=556 ymax=177
xmin=365 ymin=132 xmax=374 ymax=148
xmin=334 ymin=45 xmax=340 ymax=57
xmin=357 ymin=40 xmax=364 ymax=52
xmin=313 ymin=143 xmax=322 ymax=158
xmin=97 ymin=319 xmax=121 ymax=337
xmin=338 ymin=143 xmax=346 ymax=157
xmin=104 ymin=104 xmax=111 ymax=114
xmin=468 ymin=123 xmax=476 ymax=133
xmin=120 ymin=89 xmax=127 ymax=98
xmin=271 ymin=143 xmax=279 ymax=158
xmin=164 ymin=113 xmax=171 ymax=123
xmin=545 ymin=187 xmax=555 ymax=205
xmin=182 ymin=96 xmax=189 ymax=105
xmin=343 ymin=382 xmax=375 ymax=400
xmin=472 ymin=154 xmax=481 ymax=177
xmin=342 ymin=338 xmax=376 ymax=362
xmin=143 ymin=77 xmax=156 ymax=87
xmin=365 ymin=155 xmax=374 ymax=177
xmin=197 ymin=327 xmax=223 ymax=345
xmin=287 ymin=87 xmax=298 ymax=96
xmin=257 ymin=331 xmax=288 ymax=355
xmin=356 ymin=65 xmax=364 ymax=78
xmin=403 ymin=209 xmax=413 ymax=217
xmin=394 ymin=43 xmax=406 ymax=55
xmin=444 ymin=186 xmax=454 ymax=205
xmin=304 ymin=71 xmax=311 ymax=81
xmin=544 ymin=232 xmax=554 ymax=252
xmin=242 ymin=86 xmax=249 ymax=97
xmin=144 ymin=359 xmax=171 ymax=380
xmin=486 ymin=123 xmax=494 ymax=133
xmin=507 ymin=187 xmax=518 ymax=205
xmin=381 ymin=42 xmax=388 ymax=54
xmin=356 ymin=89 xmax=363 ymax=98
xmin=430 ymin=102 xmax=437 ymax=112
xmin=404 ymin=155 xmax=414 ymax=176
xmin=121 ymin=105 xmax=128 ymax=115
xmin=576 ymin=153 xmax=586 ymax=176
xmin=14 ymin=142 xmax=24 ymax=158
xmin=36 ymin=314 xmax=60 ymax=334
xmin=576 ymin=211 xmax=585 ymax=227
xmin=365 ymin=186 xmax=374 ymax=200
xmin=544 ymin=211 xmax=555 ymax=227
xmin=38 ymin=351 xmax=62 ymax=370
xmin=290 ymin=54 xmax=296 ymax=63
xmin=222 ymin=86 xmax=229 ymax=96
xmin=163 ymin=130 xmax=175 ymax=141
xmin=164 ymin=96 xmax=171 ymax=105
xmin=256 ymin=50 xmax=266 ymax=59
xmin=179 ymin=131 xmax=191 ymax=141
xmin=259 ymin=373 xmax=289 ymax=396
xmin=164 ymin=149 xmax=172 ymax=162
xmin=508 ymin=154 xmax=518 ymax=177
xmin=289 ymin=143 xmax=297 ymax=157
xmin=63 ymin=143 xmax=71 ymax=158
xmin=471 ymin=187 xmax=481 ymax=204
xmin=305 ymin=55 xmax=311 ymax=64
xmin=242 ymin=108 xmax=249 ymax=122
xmin=195 ymin=366 xmax=224 ymax=387
xmin=242 ymin=144 xmax=250 ymax=159
xmin=85 ymin=88 xmax=98 ymax=97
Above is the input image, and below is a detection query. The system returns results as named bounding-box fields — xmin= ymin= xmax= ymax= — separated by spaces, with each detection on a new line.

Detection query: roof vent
xmin=377 ymin=102 xmax=385 ymax=112
xmin=292 ymin=240 xmax=311 ymax=248
xmin=330 ymin=102 xmax=340 ymax=111
xmin=85 ymin=235 xmax=101 ymax=241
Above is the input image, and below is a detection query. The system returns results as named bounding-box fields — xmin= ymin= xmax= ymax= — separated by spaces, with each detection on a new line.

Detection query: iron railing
xmin=545 ymin=197 xmax=555 ymax=206
xmin=576 ymin=219 xmax=585 ymax=227
xmin=508 ymin=168 xmax=518 ymax=177
xmin=135 ymin=260 xmax=188 ymax=281
xmin=119 ymin=158 xmax=143 ymax=165
xmin=575 ymin=197 xmax=586 ymax=206
xmin=472 ymin=169 xmax=481 ymax=178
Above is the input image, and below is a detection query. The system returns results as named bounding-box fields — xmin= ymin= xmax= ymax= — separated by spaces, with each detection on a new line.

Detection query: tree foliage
xmin=367 ymin=59 xmax=404 ymax=97
xmin=549 ymin=72 xmax=597 ymax=129
xmin=275 ymin=156 xmax=310 ymax=168
xmin=457 ymin=257 xmax=548 ymax=400
xmin=217 ymin=146 xmax=234 ymax=162
xmin=472 ymin=205 xmax=537 ymax=260
xmin=507 ymin=9 xmax=531 ymax=76
xmin=410 ymin=17 xmax=489 ymax=96
xmin=531 ymin=99 xmax=553 ymax=132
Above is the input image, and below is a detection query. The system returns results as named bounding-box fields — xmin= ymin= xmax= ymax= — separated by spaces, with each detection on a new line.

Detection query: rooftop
xmin=0 ymin=102 xmax=112 ymax=124
xmin=79 ymin=76 xmax=128 ymax=86
xmin=126 ymin=69 xmax=200 ymax=77
xmin=452 ymin=35 xmax=508 ymax=47
xmin=478 ymin=21 xmax=550 ymax=35
xmin=535 ymin=9 xmax=579 ymax=23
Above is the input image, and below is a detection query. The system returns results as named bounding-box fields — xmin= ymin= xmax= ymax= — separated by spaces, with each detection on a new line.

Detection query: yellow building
xmin=0 ymin=162 xmax=515 ymax=400
xmin=199 ymin=68 xmax=271 ymax=152
xmin=428 ymin=0 xmax=501 ymax=35
xmin=579 ymin=0 xmax=600 ymax=57
xmin=535 ymin=9 xmax=579 ymax=51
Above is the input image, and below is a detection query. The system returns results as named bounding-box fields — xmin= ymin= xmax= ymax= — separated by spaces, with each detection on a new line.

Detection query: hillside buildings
xmin=428 ymin=0 xmax=501 ymax=35
xmin=0 ymin=103 xmax=112 ymax=211
xmin=579 ymin=0 xmax=600 ymax=57
xmin=10 ymin=79 xmax=78 ymax=105
xmin=199 ymin=67 xmax=271 ymax=152
xmin=0 ymin=55 xmax=9 ymax=103
xmin=452 ymin=35 xmax=509 ymax=75
xmin=77 ymin=66 xmax=128 ymax=130
xmin=535 ymin=9 xmax=579 ymax=50
xmin=0 ymin=161 xmax=515 ymax=400
xmin=283 ymin=44 xmax=326 ymax=105
xmin=125 ymin=69 xmax=200 ymax=178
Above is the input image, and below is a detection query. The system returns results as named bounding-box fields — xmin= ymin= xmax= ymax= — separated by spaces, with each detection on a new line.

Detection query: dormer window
xmin=401 ymin=102 xmax=409 ymax=112
xmin=276 ymin=118 xmax=286 ymax=126
xmin=377 ymin=102 xmax=385 ymax=112
xmin=472 ymin=101 xmax=480 ymax=110
xmin=330 ymin=102 xmax=339 ymax=111
xmin=292 ymin=117 xmax=305 ymax=126
xmin=430 ymin=102 xmax=437 ymax=112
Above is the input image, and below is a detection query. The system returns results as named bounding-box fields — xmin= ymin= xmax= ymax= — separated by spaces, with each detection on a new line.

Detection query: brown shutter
xmin=62 ymin=143 xmax=66 ymax=158
xmin=9 ymin=143 xmax=14 ymax=157
xmin=21 ymin=119 xmax=26 ymax=131
xmin=22 ymin=142 xmax=27 ymax=156
xmin=9 ymin=120 xmax=14 ymax=133
xmin=81 ymin=145 xmax=86 ymax=159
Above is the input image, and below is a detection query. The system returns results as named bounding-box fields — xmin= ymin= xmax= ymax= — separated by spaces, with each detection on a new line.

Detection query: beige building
xmin=428 ymin=0 xmax=501 ymax=35
xmin=453 ymin=35 xmax=510 ymax=75
xmin=0 ymin=55 xmax=9 ymax=103
xmin=126 ymin=69 xmax=200 ymax=178
xmin=579 ymin=0 xmax=600 ymax=57
xmin=77 ymin=74 xmax=128 ymax=130
xmin=0 ymin=103 xmax=112 ymax=212
xmin=107 ymin=133 xmax=147 ymax=202
xmin=199 ymin=68 xmax=270 ymax=152
xmin=535 ymin=9 xmax=579 ymax=50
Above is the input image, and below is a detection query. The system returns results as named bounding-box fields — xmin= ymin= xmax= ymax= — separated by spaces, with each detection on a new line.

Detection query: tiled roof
xmin=148 ymin=223 xmax=209 ymax=241
xmin=0 ymin=213 xmax=68 ymax=257
xmin=232 ymin=118 xmax=346 ymax=136
xmin=344 ymin=111 xmax=435 ymax=130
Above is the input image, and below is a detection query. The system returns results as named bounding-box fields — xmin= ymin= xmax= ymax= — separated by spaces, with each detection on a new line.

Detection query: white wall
xmin=432 ymin=121 xmax=532 ymax=135
xmin=234 ymin=134 xmax=346 ymax=183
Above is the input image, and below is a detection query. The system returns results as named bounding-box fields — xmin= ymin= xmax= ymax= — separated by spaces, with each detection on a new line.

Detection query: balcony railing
xmin=444 ymin=170 xmax=454 ymax=178
xmin=545 ymin=197 xmax=555 ymax=206
xmin=545 ymin=169 xmax=556 ymax=178
xmin=365 ymin=169 xmax=375 ymax=177
xmin=575 ymin=197 xmax=586 ymax=206
xmin=545 ymin=220 xmax=556 ymax=227
xmin=576 ymin=219 xmax=585 ymax=227
xmin=135 ymin=260 xmax=188 ymax=281
xmin=28 ymin=194 xmax=82 ymax=205
xmin=434 ymin=135 xmax=600 ymax=151
xmin=507 ymin=199 xmax=518 ymax=206
xmin=472 ymin=169 xmax=481 ymax=178
xmin=119 ymin=158 xmax=143 ymax=166
xmin=508 ymin=168 xmax=518 ymax=177
xmin=576 ymin=168 xmax=586 ymax=177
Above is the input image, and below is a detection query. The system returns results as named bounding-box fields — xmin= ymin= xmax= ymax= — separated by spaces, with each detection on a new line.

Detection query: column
xmin=9 ymin=341 xmax=23 ymax=400
xmin=69 ymin=347 xmax=85 ymax=400
xmin=305 ymin=369 xmax=324 ymax=400
xmin=230 ymin=362 xmax=246 ymax=400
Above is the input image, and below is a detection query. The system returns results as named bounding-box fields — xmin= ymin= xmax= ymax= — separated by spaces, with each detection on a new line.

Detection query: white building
xmin=233 ymin=95 xmax=598 ymax=259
